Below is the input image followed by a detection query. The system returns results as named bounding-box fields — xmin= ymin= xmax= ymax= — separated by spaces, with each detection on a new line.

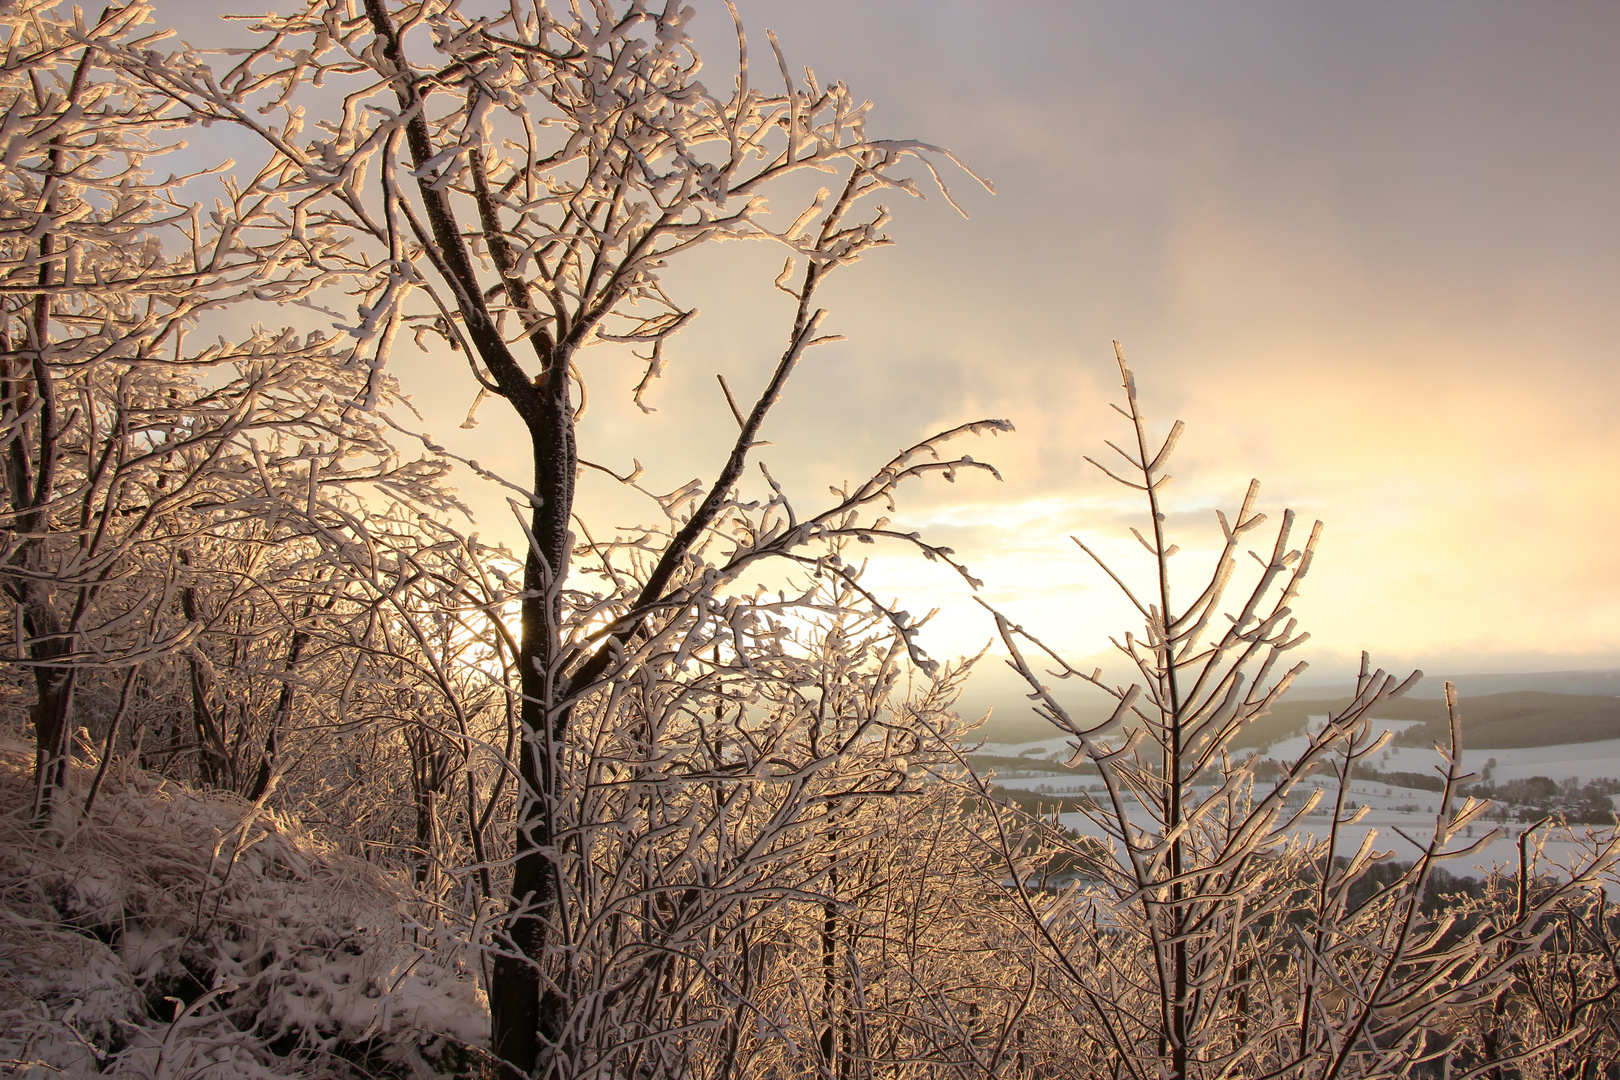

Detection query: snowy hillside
xmin=976 ymin=715 xmax=1620 ymax=883
xmin=0 ymin=740 xmax=489 ymax=1079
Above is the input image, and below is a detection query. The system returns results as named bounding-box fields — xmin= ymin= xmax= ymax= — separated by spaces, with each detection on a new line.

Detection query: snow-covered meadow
xmin=979 ymin=713 xmax=1620 ymax=881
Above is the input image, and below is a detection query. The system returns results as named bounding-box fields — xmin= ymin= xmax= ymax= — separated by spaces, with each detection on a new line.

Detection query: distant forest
xmin=1225 ymin=690 xmax=1620 ymax=752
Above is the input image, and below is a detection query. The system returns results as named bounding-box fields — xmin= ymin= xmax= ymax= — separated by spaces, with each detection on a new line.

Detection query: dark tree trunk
xmin=5 ymin=331 xmax=78 ymax=826
xmin=6 ymin=28 xmax=96 ymax=831
xmin=412 ymin=783 xmax=436 ymax=887
xmin=490 ymin=416 xmax=574 ymax=1076
xmin=249 ymin=625 xmax=307 ymax=800
xmin=24 ymin=603 xmax=76 ymax=825
xmin=181 ymin=581 xmax=231 ymax=789
xmin=359 ymin=0 xmax=583 ymax=1048
xmin=186 ymin=654 xmax=230 ymax=787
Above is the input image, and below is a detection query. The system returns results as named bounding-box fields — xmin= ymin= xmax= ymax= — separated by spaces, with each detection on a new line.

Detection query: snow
xmin=985 ymin=715 xmax=1620 ymax=789
xmin=981 ymin=717 xmax=1620 ymax=883
xmin=0 ymin=738 xmax=488 ymax=1079
xmin=1263 ymin=718 xmax=1620 ymax=787
xmin=1262 ymin=716 xmax=1426 ymax=762
xmin=978 ymin=736 xmax=1086 ymax=760
xmin=1382 ymin=737 xmax=1620 ymax=786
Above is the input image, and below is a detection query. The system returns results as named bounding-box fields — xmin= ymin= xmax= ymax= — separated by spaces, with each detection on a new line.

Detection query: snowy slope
xmin=0 ymin=739 xmax=490 ymax=1079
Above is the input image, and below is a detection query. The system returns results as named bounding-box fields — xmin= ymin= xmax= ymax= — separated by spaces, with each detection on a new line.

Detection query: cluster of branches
xmin=96 ymin=0 xmax=1014 ymax=1067
xmin=0 ymin=0 xmax=472 ymax=831
xmin=0 ymin=2 xmax=1038 ymax=1077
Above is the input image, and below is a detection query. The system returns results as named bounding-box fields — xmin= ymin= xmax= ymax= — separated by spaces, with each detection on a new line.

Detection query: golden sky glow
xmin=158 ymin=0 xmax=1620 ymax=684
xmin=682 ymin=0 xmax=1620 ymax=682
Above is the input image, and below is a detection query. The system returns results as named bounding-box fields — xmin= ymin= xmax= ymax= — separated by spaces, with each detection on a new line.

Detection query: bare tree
xmin=975 ymin=346 xmax=1620 ymax=1080
xmin=0 ymin=0 xmax=461 ymax=824
xmin=1459 ymin=863 xmax=1620 ymax=1079
xmin=1 ymin=0 xmax=190 ymax=821
xmin=113 ymin=1 xmax=1004 ymax=1069
xmin=0 ymin=301 xmax=459 ymax=822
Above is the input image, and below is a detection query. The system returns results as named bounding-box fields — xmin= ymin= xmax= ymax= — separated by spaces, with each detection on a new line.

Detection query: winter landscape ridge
xmin=973 ymin=676 xmax=1620 ymax=886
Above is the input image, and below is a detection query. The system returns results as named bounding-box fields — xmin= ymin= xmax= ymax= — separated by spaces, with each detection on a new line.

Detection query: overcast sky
xmin=157 ymin=1 xmax=1620 ymax=684
xmin=697 ymin=0 xmax=1620 ymax=682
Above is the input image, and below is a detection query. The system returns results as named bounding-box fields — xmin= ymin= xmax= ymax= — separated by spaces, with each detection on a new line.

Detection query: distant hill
xmin=964 ymin=660 xmax=1620 ymax=751
xmin=1230 ymin=691 xmax=1620 ymax=752
xmin=1230 ymin=698 xmax=1323 ymax=750
xmin=1406 ymin=670 xmax=1620 ymax=700
xmin=1291 ymin=670 xmax=1620 ymax=701
xmin=1384 ymin=691 xmax=1620 ymax=749
xmin=957 ymin=659 xmax=1118 ymax=745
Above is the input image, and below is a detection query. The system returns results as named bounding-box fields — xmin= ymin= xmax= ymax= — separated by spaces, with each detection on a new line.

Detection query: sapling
xmin=974 ymin=345 xmax=1620 ymax=1079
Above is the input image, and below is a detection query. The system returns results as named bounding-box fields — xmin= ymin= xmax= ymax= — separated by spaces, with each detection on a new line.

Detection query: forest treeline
xmin=4 ymin=2 xmax=1620 ymax=1078
xmin=1226 ymin=691 xmax=1620 ymax=753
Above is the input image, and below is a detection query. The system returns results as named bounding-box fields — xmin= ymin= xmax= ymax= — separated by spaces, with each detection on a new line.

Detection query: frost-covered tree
xmin=111 ymin=0 xmax=1001 ymax=1070
xmin=0 ymin=0 xmax=195 ymax=819
xmin=0 ymin=0 xmax=462 ymax=824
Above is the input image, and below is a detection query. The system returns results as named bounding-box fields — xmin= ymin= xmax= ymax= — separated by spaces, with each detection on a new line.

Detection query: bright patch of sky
xmin=151 ymin=0 xmax=1620 ymax=682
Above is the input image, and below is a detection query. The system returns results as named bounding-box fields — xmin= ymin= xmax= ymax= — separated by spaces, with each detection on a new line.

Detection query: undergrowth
xmin=0 ymin=739 xmax=491 ymax=1079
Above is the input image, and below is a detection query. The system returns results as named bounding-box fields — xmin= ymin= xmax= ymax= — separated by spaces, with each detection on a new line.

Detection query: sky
xmin=151 ymin=1 xmax=1620 ymax=688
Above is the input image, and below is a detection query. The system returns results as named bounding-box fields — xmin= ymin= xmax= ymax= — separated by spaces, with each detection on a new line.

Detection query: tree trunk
xmin=181 ymin=580 xmax=231 ymax=789
xmin=351 ymin=3 xmax=578 ymax=1063
xmin=25 ymin=601 xmax=76 ymax=825
xmin=490 ymin=513 xmax=571 ymax=1076
xmin=412 ymin=782 xmax=436 ymax=888
xmin=249 ymin=625 xmax=308 ymax=800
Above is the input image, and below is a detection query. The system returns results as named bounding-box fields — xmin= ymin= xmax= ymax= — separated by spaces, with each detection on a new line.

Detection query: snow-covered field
xmin=1268 ymin=720 xmax=1620 ymax=787
xmin=985 ymin=715 xmax=1620 ymax=792
xmin=978 ymin=715 xmax=1620 ymax=881
xmin=1047 ymin=799 xmax=1609 ymax=886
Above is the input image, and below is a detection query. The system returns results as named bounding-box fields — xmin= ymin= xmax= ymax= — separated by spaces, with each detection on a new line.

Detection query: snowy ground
xmin=1267 ymin=722 xmax=1620 ymax=786
xmin=0 ymin=738 xmax=488 ymax=1079
xmin=978 ymin=716 xmax=1620 ymax=881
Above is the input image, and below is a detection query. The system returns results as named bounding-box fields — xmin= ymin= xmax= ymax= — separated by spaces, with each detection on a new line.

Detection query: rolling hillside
xmin=965 ymin=658 xmax=1620 ymax=753
xmin=1231 ymin=691 xmax=1620 ymax=751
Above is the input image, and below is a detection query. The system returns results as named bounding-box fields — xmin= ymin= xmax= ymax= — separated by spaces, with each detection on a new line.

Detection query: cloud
xmin=146 ymin=0 xmax=1620 ymax=677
